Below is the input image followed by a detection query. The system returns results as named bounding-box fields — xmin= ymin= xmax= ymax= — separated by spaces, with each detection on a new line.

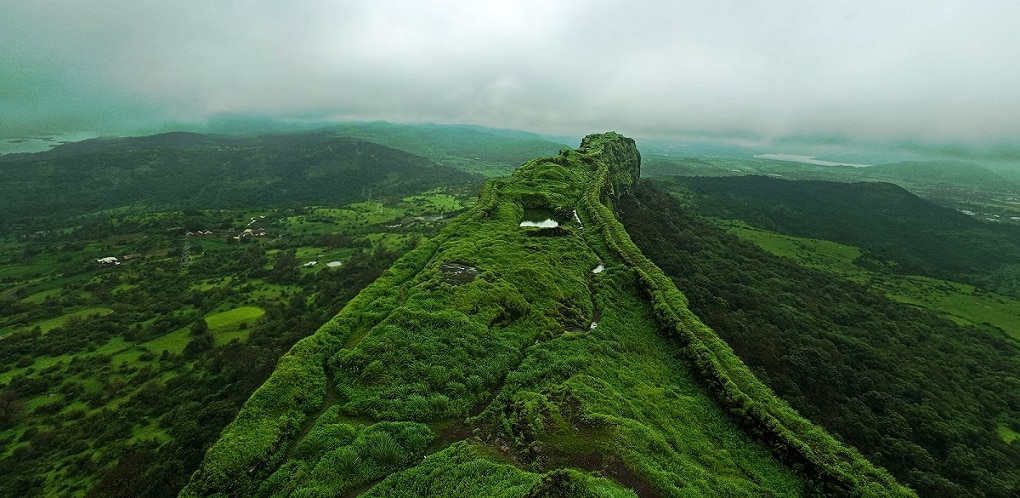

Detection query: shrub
xmin=331 ymin=447 xmax=362 ymax=477
xmin=362 ymin=432 xmax=403 ymax=466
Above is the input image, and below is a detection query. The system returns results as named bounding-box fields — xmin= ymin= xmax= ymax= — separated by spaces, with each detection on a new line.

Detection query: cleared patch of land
xmin=999 ymin=424 xmax=1020 ymax=444
xmin=36 ymin=308 xmax=114 ymax=334
xmin=205 ymin=306 xmax=264 ymax=345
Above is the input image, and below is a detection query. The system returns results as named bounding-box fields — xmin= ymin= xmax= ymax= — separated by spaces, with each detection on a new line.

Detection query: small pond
xmin=520 ymin=208 xmax=560 ymax=228
xmin=441 ymin=262 xmax=480 ymax=284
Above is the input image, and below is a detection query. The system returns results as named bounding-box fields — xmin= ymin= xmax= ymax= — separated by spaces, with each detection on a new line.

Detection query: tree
xmin=0 ymin=389 xmax=22 ymax=426
xmin=269 ymin=249 xmax=299 ymax=284
xmin=183 ymin=334 xmax=213 ymax=358
xmin=190 ymin=319 xmax=209 ymax=336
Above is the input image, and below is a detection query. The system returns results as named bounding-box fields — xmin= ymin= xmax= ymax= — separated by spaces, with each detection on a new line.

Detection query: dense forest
xmin=621 ymin=180 xmax=1020 ymax=496
xmin=672 ymin=175 xmax=1020 ymax=294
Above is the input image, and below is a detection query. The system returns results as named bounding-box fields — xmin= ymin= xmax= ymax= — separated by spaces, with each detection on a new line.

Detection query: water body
xmin=0 ymin=132 xmax=99 ymax=155
xmin=754 ymin=153 xmax=871 ymax=168
xmin=520 ymin=219 xmax=559 ymax=228
xmin=520 ymin=208 xmax=560 ymax=228
xmin=440 ymin=262 xmax=479 ymax=284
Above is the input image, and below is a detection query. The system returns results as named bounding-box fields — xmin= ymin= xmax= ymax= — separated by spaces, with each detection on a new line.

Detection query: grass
xmin=205 ymin=306 xmax=264 ymax=344
xmin=486 ymin=269 xmax=810 ymax=495
xmin=997 ymin=424 xmax=1019 ymax=444
xmin=190 ymin=276 xmax=234 ymax=292
xmin=0 ymin=254 xmax=62 ymax=279
xmin=143 ymin=328 xmax=191 ymax=355
xmin=280 ymin=203 xmax=407 ymax=236
xmin=295 ymin=247 xmax=353 ymax=261
xmin=401 ymin=191 xmax=464 ymax=212
xmin=110 ymin=346 xmax=153 ymax=370
xmin=358 ymin=233 xmax=414 ymax=252
xmin=0 ymin=334 xmax=136 ymax=385
xmin=234 ymin=280 xmax=303 ymax=305
xmin=19 ymin=288 xmax=61 ymax=304
xmin=295 ymin=248 xmax=354 ymax=274
xmin=129 ymin=418 xmax=170 ymax=445
xmin=34 ymin=308 xmax=114 ymax=334
xmin=0 ymin=355 xmax=68 ymax=384
xmin=206 ymin=306 xmax=265 ymax=330
xmin=878 ymin=276 xmax=1020 ymax=340
xmin=722 ymin=220 xmax=862 ymax=274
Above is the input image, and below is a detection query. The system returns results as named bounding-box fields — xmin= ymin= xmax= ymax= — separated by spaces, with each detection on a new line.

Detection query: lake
xmin=520 ymin=208 xmax=560 ymax=228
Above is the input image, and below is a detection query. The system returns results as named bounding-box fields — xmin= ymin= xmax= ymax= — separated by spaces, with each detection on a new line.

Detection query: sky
xmin=2 ymin=0 xmax=1018 ymax=146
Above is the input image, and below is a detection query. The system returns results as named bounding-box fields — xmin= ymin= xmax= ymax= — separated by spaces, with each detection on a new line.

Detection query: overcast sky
xmin=2 ymin=0 xmax=1018 ymax=144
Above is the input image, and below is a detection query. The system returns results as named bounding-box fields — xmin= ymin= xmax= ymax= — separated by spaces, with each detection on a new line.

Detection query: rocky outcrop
xmin=578 ymin=132 xmax=641 ymax=197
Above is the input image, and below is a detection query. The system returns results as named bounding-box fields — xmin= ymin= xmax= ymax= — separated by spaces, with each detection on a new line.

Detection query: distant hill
xmin=0 ymin=132 xmax=482 ymax=234
xmin=641 ymin=154 xmax=1020 ymax=196
xmin=673 ymin=175 xmax=1020 ymax=283
xmin=860 ymin=160 xmax=1015 ymax=189
xmin=319 ymin=122 xmax=568 ymax=177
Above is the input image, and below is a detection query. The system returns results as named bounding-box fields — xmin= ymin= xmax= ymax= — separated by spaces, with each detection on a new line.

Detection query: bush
xmin=362 ymin=432 xmax=403 ymax=466
xmin=331 ymin=447 xmax=362 ymax=477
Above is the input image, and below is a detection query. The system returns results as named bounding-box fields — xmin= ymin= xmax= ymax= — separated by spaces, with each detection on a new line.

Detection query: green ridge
xmin=181 ymin=133 xmax=910 ymax=497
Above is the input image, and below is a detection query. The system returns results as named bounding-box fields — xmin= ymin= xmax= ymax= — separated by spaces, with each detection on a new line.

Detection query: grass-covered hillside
xmin=0 ymin=132 xmax=482 ymax=235
xmin=623 ymin=179 xmax=1020 ymax=496
xmin=182 ymin=133 xmax=910 ymax=497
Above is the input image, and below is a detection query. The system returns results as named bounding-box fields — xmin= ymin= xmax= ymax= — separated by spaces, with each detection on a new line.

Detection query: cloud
xmin=2 ymin=0 xmax=1018 ymax=143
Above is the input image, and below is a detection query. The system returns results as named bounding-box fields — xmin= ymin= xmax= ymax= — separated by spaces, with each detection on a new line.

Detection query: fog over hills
xmin=2 ymin=1 xmax=1019 ymax=161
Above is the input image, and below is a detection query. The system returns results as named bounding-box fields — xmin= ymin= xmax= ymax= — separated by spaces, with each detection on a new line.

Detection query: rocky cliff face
xmin=578 ymin=132 xmax=641 ymax=197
